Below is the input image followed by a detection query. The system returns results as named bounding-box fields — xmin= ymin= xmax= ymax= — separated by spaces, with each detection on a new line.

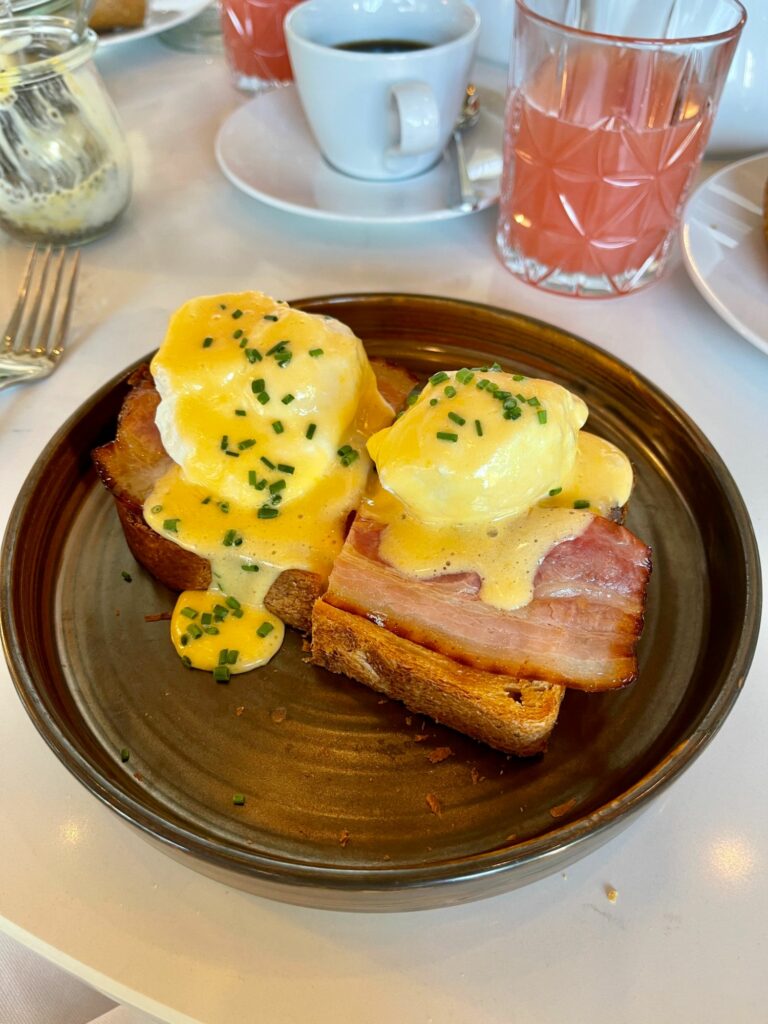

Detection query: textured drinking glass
xmin=0 ymin=16 xmax=132 ymax=245
xmin=220 ymin=0 xmax=301 ymax=91
xmin=496 ymin=0 xmax=745 ymax=298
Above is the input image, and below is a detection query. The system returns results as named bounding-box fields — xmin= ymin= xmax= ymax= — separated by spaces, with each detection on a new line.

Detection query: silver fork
xmin=1 ymin=245 xmax=80 ymax=392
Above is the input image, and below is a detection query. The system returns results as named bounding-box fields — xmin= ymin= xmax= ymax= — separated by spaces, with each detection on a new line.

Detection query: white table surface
xmin=1 ymin=39 xmax=766 ymax=1024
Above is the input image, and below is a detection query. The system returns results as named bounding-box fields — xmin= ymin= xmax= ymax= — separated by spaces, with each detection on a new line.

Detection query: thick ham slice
xmin=323 ymin=513 xmax=651 ymax=692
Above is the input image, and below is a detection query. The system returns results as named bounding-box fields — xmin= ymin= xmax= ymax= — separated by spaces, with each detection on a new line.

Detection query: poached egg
xmin=143 ymin=291 xmax=393 ymax=678
xmin=364 ymin=366 xmax=634 ymax=611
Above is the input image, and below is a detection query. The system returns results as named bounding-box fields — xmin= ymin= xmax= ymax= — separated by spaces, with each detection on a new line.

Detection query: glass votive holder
xmin=496 ymin=0 xmax=745 ymax=298
xmin=0 ymin=16 xmax=132 ymax=246
xmin=220 ymin=0 xmax=301 ymax=92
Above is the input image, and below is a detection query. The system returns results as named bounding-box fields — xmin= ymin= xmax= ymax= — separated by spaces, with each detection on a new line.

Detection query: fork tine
xmin=35 ymin=247 xmax=66 ymax=356
xmin=12 ymin=244 xmax=53 ymax=355
xmin=50 ymin=249 xmax=79 ymax=362
xmin=3 ymin=246 xmax=38 ymax=353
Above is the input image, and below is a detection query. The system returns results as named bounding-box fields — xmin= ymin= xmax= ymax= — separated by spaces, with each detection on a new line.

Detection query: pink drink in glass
xmin=220 ymin=0 xmax=300 ymax=91
xmin=496 ymin=0 xmax=745 ymax=298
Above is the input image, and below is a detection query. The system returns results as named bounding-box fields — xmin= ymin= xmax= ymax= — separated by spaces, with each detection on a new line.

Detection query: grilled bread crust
xmin=311 ymin=600 xmax=565 ymax=756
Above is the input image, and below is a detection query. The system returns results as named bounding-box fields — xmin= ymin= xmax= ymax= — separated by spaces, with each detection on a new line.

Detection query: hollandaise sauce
xmin=365 ymin=367 xmax=634 ymax=612
xmin=143 ymin=291 xmax=393 ymax=679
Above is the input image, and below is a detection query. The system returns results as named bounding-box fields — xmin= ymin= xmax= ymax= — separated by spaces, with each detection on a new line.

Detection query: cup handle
xmin=390 ymin=81 xmax=440 ymax=156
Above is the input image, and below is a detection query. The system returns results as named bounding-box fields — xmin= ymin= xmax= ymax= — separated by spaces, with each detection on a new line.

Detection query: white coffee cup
xmin=284 ymin=0 xmax=480 ymax=182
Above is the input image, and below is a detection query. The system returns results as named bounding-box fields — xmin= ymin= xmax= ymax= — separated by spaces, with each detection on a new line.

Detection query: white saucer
xmin=681 ymin=151 xmax=768 ymax=357
xmin=215 ymin=85 xmax=504 ymax=224
xmin=95 ymin=0 xmax=212 ymax=48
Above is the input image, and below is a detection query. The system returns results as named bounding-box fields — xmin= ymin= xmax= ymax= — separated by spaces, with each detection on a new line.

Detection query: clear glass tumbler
xmin=220 ymin=0 xmax=301 ymax=91
xmin=495 ymin=0 xmax=745 ymax=298
xmin=0 ymin=16 xmax=132 ymax=246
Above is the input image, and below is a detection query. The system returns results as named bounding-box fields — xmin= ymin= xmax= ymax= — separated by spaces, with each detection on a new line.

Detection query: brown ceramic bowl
xmin=1 ymin=294 xmax=761 ymax=910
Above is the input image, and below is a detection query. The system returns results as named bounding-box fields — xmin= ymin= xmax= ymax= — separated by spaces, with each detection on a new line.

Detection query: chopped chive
xmin=150 ymin=504 xmax=163 ymax=514
xmin=220 ymin=435 xmax=228 ymax=450
xmin=239 ymin=336 xmax=249 ymax=349
xmin=224 ymin=450 xmax=240 ymax=458
xmin=275 ymin=352 xmax=292 ymax=367
xmin=337 ymin=445 xmax=359 ymax=466
xmin=271 ymin=493 xmax=282 ymax=506
xmin=202 ymin=337 xmax=213 ymax=348
xmin=203 ymin=625 xmax=220 ymax=635
xmin=213 ymin=603 xmax=229 ymax=619
xmin=272 ymin=421 xmax=284 ymax=434
xmin=537 ymin=409 xmax=548 ymax=424
xmin=436 ymin=431 xmax=458 ymax=442
xmin=447 ymin=411 xmax=465 ymax=426
xmin=548 ymin=487 xmax=563 ymax=496
xmin=269 ymin=479 xmax=286 ymax=494
xmin=528 ymin=396 xmax=541 ymax=407
xmin=429 ymin=371 xmax=449 ymax=386
xmin=121 ymin=570 xmax=132 ymax=583
xmin=266 ymin=340 xmax=288 ymax=355
xmin=475 ymin=419 xmax=483 ymax=436
xmin=180 ymin=607 xmax=198 ymax=620
xmin=251 ymin=378 xmax=265 ymax=393
xmin=238 ymin=439 xmax=256 ymax=450
xmin=180 ymin=634 xmax=189 ymax=647
xmin=444 ymin=385 xmax=457 ymax=398
xmin=242 ymin=563 xmax=260 ymax=572
xmin=281 ymin=393 xmax=295 ymax=405
xmin=504 ymin=406 xmax=522 ymax=420
xmin=486 ymin=382 xmax=499 ymax=393
xmin=232 ymin=309 xmax=243 ymax=319
xmin=245 ymin=348 xmax=261 ymax=363
xmin=227 ymin=650 xmax=239 ymax=665
xmin=277 ymin=463 xmax=294 ymax=474
xmin=213 ymin=665 xmax=230 ymax=683
xmin=306 ymin=423 xmax=317 ymax=440
xmin=120 ymin=748 xmax=130 ymax=763
xmin=201 ymin=612 xmax=212 ymax=625
xmin=255 ymin=479 xmax=267 ymax=490
xmin=476 ymin=379 xmax=489 ymax=390
xmin=248 ymin=470 xmax=258 ymax=487
xmin=456 ymin=368 xmax=475 ymax=385
xmin=257 ymin=392 xmax=270 ymax=405
xmin=489 ymin=362 xmax=502 ymax=371
xmin=223 ymin=529 xmax=242 ymax=547
xmin=187 ymin=623 xmax=203 ymax=639
xmin=219 ymin=303 xmax=227 ymax=310
xmin=163 ymin=518 xmax=180 ymax=533
xmin=309 ymin=348 xmax=324 ymax=357
xmin=218 ymin=649 xmax=229 ymax=666
xmin=181 ymin=655 xmax=192 ymax=668
xmin=233 ymin=793 xmax=246 ymax=805
xmin=263 ymin=314 xmax=278 ymax=321
xmin=201 ymin=497 xmax=211 ymax=505
xmin=513 ymin=374 xmax=525 ymax=381
xmin=429 ymin=398 xmax=438 ymax=406
xmin=516 ymin=392 xmax=526 ymax=402
xmin=260 ymin=456 xmax=275 ymax=469
xmin=233 ymin=328 xmax=243 ymax=339
xmin=257 ymin=621 xmax=274 ymax=637
xmin=258 ymin=506 xmax=279 ymax=519
xmin=235 ymin=409 xmax=247 ymax=416
xmin=225 ymin=596 xmax=241 ymax=610
xmin=574 ymin=499 xmax=591 ymax=509
xmin=218 ymin=501 xmax=230 ymax=513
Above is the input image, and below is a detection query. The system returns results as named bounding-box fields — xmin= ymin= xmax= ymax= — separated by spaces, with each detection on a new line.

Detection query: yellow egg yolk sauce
xmin=144 ymin=291 xmax=393 ymax=678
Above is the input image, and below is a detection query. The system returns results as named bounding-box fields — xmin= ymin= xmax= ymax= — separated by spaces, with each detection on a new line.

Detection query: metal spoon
xmin=72 ymin=0 xmax=97 ymax=41
xmin=453 ymin=84 xmax=482 ymax=212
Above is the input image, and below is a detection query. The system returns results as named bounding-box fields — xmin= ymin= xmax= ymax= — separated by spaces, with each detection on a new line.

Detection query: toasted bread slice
xmin=89 ymin=0 xmax=146 ymax=31
xmin=311 ymin=600 xmax=565 ymax=756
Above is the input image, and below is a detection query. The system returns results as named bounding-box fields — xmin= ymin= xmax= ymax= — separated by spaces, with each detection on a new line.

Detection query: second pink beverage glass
xmin=220 ymin=0 xmax=301 ymax=91
xmin=496 ymin=0 xmax=745 ymax=298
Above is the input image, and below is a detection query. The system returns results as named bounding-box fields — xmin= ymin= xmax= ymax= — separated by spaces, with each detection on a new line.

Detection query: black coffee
xmin=334 ymin=38 xmax=431 ymax=54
